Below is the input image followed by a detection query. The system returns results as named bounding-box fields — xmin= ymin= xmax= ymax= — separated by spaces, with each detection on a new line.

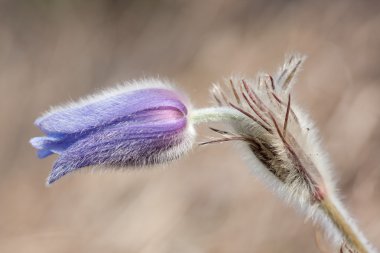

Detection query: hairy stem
xmin=321 ymin=197 xmax=371 ymax=253
xmin=190 ymin=107 xmax=244 ymax=124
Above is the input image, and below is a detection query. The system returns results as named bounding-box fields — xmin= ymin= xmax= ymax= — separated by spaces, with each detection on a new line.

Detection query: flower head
xmin=210 ymin=54 xmax=329 ymax=205
xmin=207 ymin=54 xmax=375 ymax=252
xmin=30 ymin=79 xmax=195 ymax=184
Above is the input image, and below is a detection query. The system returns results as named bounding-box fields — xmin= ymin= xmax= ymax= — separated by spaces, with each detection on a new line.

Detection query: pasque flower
xmin=30 ymin=79 xmax=195 ymax=184
xmin=30 ymin=55 xmax=376 ymax=253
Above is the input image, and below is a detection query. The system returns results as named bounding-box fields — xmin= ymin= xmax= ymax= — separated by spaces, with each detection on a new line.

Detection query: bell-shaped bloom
xmin=30 ymin=79 xmax=195 ymax=184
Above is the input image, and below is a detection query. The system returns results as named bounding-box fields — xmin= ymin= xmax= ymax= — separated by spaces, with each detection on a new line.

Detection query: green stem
xmin=190 ymin=107 xmax=243 ymax=124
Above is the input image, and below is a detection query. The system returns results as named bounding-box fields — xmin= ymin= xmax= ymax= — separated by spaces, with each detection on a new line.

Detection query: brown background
xmin=0 ymin=0 xmax=379 ymax=252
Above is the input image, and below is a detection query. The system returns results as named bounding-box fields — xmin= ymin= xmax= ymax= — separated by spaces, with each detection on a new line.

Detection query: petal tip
xmin=30 ymin=137 xmax=55 ymax=158
xmin=46 ymin=171 xmax=61 ymax=185
xmin=45 ymin=178 xmax=53 ymax=187
xmin=37 ymin=149 xmax=53 ymax=159
xmin=34 ymin=117 xmax=41 ymax=126
xmin=47 ymin=163 xmax=77 ymax=185
xmin=29 ymin=137 xmax=41 ymax=149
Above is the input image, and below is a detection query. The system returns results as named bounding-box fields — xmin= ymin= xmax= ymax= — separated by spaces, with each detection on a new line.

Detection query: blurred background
xmin=0 ymin=0 xmax=379 ymax=252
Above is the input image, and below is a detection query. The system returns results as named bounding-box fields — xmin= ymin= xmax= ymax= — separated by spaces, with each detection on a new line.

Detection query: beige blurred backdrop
xmin=0 ymin=0 xmax=379 ymax=252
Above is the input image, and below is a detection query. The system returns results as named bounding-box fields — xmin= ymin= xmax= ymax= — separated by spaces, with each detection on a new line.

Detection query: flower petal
xmin=36 ymin=85 xmax=187 ymax=135
xmin=46 ymin=107 xmax=191 ymax=184
xmin=30 ymin=79 xmax=196 ymax=184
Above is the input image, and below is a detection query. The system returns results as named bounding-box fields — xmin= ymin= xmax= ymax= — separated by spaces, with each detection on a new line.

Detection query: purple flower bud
xmin=30 ymin=79 xmax=195 ymax=185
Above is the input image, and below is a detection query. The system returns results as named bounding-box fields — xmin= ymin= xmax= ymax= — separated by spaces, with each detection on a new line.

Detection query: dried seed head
xmin=211 ymin=54 xmax=330 ymax=206
xmin=208 ymin=55 xmax=375 ymax=251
